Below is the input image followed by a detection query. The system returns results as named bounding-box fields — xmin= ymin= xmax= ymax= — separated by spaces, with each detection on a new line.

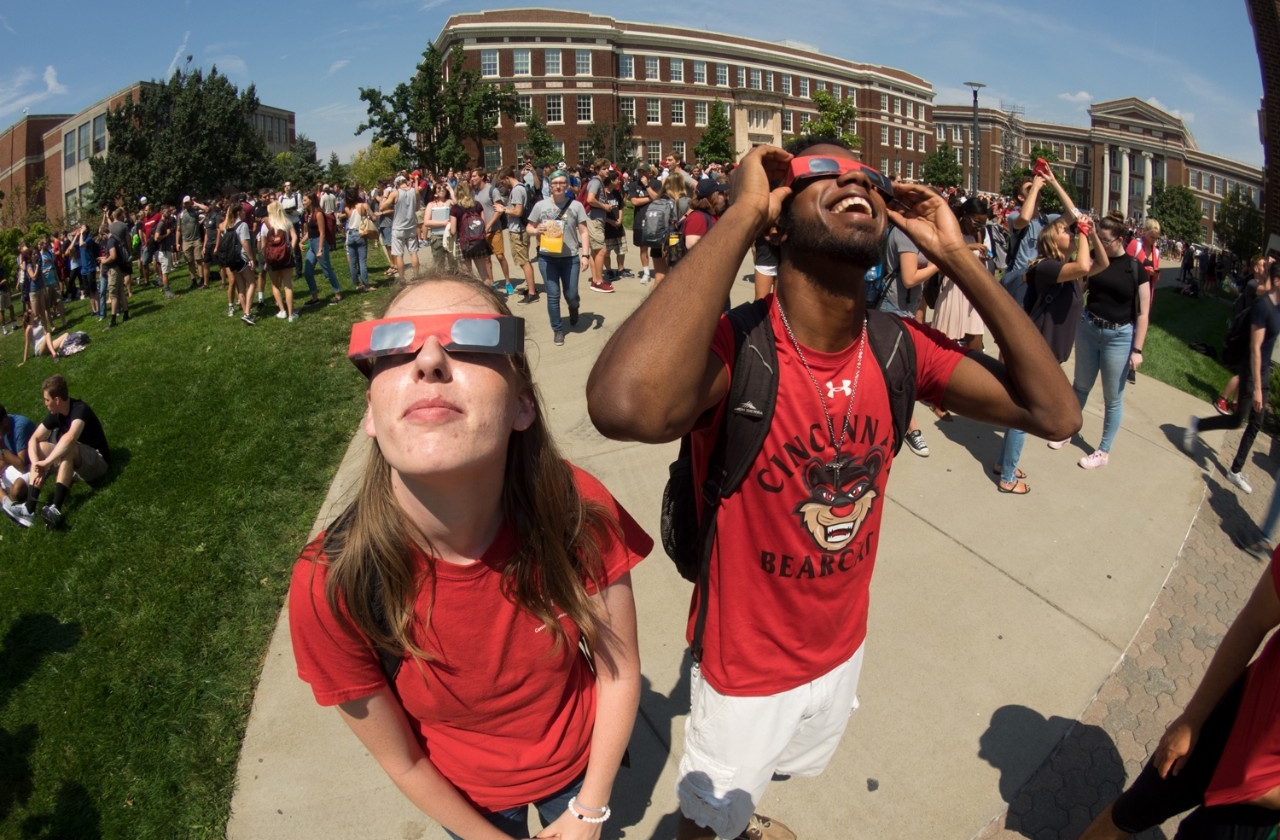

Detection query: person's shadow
xmin=978 ymin=704 xmax=1167 ymax=840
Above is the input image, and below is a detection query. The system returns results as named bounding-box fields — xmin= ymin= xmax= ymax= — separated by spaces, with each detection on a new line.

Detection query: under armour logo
xmin=826 ymin=380 xmax=852 ymax=398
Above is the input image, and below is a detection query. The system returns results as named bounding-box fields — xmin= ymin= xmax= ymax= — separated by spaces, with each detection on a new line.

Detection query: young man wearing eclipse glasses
xmin=588 ymin=139 xmax=1081 ymax=840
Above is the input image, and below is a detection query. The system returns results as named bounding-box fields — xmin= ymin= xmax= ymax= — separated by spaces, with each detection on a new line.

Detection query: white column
xmin=1100 ymin=145 xmax=1111 ymax=213
xmin=1119 ymin=147 xmax=1131 ymax=219
xmin=1141 ymin=151 xmax=1154 ymax=217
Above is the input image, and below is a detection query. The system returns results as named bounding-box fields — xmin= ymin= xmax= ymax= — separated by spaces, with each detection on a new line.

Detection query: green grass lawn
xmin=0 ymin=248 xmax=395 ymax=839
xmin=1140 ymin=289 xmax=1234 ymax=403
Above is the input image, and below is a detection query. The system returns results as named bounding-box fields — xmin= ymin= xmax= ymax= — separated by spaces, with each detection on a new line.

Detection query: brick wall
xmin=1248 ymin=0 xmax=1279 ymax=245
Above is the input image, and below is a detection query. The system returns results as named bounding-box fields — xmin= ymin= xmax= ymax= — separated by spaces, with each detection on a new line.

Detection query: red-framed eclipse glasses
xmin=782 ymin=156 xmax=895 ymax=201
xmin=348 ymin=313 xmax=525 ymax=377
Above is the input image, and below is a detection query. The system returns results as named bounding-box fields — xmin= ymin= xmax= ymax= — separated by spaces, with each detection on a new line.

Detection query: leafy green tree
xmin=694 ymin=99 xmax=736 ymax=165
xmin=998 ymin=144 xmax=1078 ymax=212
xmin=273 ymin=134 xmax=324 ymax=188
xmin=1147 ymin=184 xmax=1202 ymax=245
xmin=325 ymin=152 xmax=349 ymax=186
xmin=522 ymin=109 xmax=557 ymax=165
xmin=89 ymin=68 xmax=269 ymax=211
xmin=795 ymin=89 xmax=861 ymax=147
xmin=349 ymin=140 xmax=406 ymax=189
xmin=358 ymin=44 xmax=518 ymax=173
xmin=921 ymin=142 xmax=963 ymax=189
xmin=1215 ymin=186 xmax=1263 ymax=258
xmin=588 ymin=117 xmax=639 ymax=170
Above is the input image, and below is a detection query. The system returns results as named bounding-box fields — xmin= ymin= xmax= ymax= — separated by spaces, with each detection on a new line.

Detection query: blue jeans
xmin=442 ymin=774 xmax=583 ymax=840
xmin=538 ymin=255 xmax=580 ymax=332
xmin=305 ymin=239 xmax=340 ymax=296
xmin=999 ymin=429 xmax=1026 ymax=485
xmin=1072 ymin=315 xmax=1133 ymax=454
xmin=345 ymin=234 xmax=368 ymax=288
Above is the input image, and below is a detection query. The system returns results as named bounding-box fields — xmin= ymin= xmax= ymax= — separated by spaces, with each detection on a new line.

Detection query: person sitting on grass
xmin=0 ymin=403 xmax=35 ymax=503
xmin=2 ymin=374 xmax=110 ymax=530
xmin=19 ymin=309 xmax=90 ymax=365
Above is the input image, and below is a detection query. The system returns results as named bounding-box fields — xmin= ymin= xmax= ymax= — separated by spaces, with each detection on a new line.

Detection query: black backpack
xmin=664 ymin=210 xmax=711 ymax=268
xmin=215 ymin=227 xmax=245 ymax=270
xmin=1222 ymin=284 xmax=1256 ymax=367
xmin=660 ymin=301 xmax=917 ymax=662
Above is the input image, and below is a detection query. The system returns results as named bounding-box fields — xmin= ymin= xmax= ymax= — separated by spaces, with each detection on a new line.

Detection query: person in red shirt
xmin=1126 ymin=218 xmax=1161 ymax=306
xmin=587 ymin=138 xmax=1081 ymax=840
xmin=290 ymin=273 xmax=650 ymax=840
xmin=1078 ymin=552 xmax=1280 ymax=839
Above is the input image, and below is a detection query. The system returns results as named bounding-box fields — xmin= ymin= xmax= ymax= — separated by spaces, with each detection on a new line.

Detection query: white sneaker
xmin=2 ymin=497 xmax=34 ymax=528
xmin=275 ymin=310 xmax=287 ymax=319
xmin=227 ymin=303 xmax=235 ymax=317
xmin=1047 ymin=438 xmax=1069 ymax=450
xmin=1078 ymin=450 xmax=1109 ymax=470
xmin=1227 ymin=470 xmax=1253 ymax=494
xmin=1182 ymin=416 xmax=1199 ymax=454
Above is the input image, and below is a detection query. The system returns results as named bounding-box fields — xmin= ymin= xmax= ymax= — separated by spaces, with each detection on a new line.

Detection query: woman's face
xmin=364 ymin=282 xmax=534 ymax=486
xmin=1055 ymin=224 xmax=1073 ymax=251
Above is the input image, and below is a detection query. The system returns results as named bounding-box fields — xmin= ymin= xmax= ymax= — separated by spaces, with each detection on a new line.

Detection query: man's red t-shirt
xmin=141 ymin=212 xmax=162 ymax=245
xmin=289 ymin=465 xmax=652 ymax=811
xmin=689 ymin=297 xmax=965 ymax=696
xmin=1204 ymin=551 xmax=1280 ymax=806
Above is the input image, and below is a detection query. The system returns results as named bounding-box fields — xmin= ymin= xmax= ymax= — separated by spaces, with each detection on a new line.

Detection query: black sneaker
xmin=241 ymin=313 xmax=256 ymax=326
xmin=40 ymin=504 xmax=63 ymax=529
xmin=554 ymin=330 xmax=565 ymax=346
xmin=569 ymin=305 xmax=579 ymax=327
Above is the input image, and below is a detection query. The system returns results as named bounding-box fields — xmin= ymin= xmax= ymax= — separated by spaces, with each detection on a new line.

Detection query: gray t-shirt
xmin=507 ymin=184 xmax=530 ymax=234
xmin=586 ymin=176 xmax=606 ymax=221
xmin=529 ymin=198 xmax=589 ymax=257
xmin=881 ymin=226 xmax=928 ymax=315
xmin=475 ymin=184 xmax=499 ymax=227
xmin=391 ymin=187 xmax=417 ymax=233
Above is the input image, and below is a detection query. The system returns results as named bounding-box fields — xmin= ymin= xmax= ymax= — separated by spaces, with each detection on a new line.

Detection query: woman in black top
xmin=1063 ymin=213 xmax=1150 ymax=470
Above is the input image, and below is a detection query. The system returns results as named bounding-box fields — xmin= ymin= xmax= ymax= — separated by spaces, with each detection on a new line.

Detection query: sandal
xmin=997 ymin=479 xmax=1031 ymax=495
xmin=992 ymin=464 xmax=1027 ymax=480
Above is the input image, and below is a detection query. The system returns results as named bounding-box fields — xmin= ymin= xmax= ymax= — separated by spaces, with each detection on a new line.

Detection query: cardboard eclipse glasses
xmin=348 ymin=313 xmax=524 ymax=376
xmin=782 ymin=157 xmax=895 ymax=201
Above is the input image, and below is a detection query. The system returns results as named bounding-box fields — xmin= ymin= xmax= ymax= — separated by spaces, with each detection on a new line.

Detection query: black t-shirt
xmin=104 ymin=234 xmax=129 ymax=269
xmin=155 ymin=216 xmax=176 ymax=250
xmin=1251 ymin=294 xmax=1280 ymax=372
xmin=628 ymin=181 xmax=650 ymax=229
xmin=43 ymin=398 xmax=109 ymax=461
xmin=1086 ymin=255 xmax=1146 ymax=324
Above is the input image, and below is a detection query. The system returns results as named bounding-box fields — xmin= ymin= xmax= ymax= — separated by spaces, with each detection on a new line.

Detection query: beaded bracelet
xmin=567 ymin=795 xmax=611 ymax=824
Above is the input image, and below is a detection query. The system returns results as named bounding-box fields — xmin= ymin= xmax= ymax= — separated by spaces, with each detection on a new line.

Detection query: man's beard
xmin=784 ymin=211 xmax=882 ymax=268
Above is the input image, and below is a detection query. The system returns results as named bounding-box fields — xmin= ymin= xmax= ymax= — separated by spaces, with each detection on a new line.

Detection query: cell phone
xmin=1034 ymin=158 xmax=1050 ymax=178
xmin=1127 ymin=365 xmax=1137 ymax=384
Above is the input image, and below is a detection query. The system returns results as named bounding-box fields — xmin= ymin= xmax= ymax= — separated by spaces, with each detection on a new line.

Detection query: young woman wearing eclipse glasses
xmin=289 ymin=272 xmax=651 ymax=840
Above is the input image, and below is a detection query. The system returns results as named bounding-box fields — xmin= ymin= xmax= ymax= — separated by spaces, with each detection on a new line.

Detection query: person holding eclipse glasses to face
xmin=588 ymin=138 xmax=1080 ymax=840
xmin=289 ymin=272 xmax=651 ymax=840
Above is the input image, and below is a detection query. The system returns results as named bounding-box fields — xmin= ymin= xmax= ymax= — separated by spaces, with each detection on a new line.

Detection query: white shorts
xmin=156 ymin=250 xmax=174 ymax=274
xmin=391 ymin=229 xmax=419 ymax=257
xmin=1 ymin=465 xmax=22 ymax=492
xmin=677 ymin=645 xmax=865 ymax=839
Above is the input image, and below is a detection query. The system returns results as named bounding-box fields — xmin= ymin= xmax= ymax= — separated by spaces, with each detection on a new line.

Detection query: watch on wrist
xmin=1133 ymin=348 xmax=1143 ymax=354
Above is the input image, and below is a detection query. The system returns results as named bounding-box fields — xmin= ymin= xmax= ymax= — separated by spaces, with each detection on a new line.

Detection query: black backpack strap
xmin=866 ymin=310 xmax=917 ymax=457
xmin=689 ymin=298 xmax=777 ymax=662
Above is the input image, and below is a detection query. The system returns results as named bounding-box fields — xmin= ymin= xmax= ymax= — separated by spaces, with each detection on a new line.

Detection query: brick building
xmin=1248 ymin=0 xmax=1280 ymax=247
xmin=435 ymin=9 xmax=935 ymax=180
xmin=0 ymin=82 xmax=295 ymax=226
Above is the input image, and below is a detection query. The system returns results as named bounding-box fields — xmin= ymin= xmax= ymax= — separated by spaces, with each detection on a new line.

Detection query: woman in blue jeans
xmin=302 ymin=193 xmax=342 ymax=304
xmin=1054 ymin=213 xmax=1151 ymax=470
xmin=339 ymin=187 xmax=372 ymax=292
xmin=526 ymin=170 xmax=590 ymax=346
xmin=998 ymin=216 xmax=1100 ymax=492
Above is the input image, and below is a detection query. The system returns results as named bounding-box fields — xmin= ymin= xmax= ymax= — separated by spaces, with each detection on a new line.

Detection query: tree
xmin=358 ymin=44 xmax=518 ymax=173
xmin=349 ymin=140 xmax=406 ymax=189
xmin=921 ymin=142 xmax=963 ymax=189
xmin=1147 ymin=184 xmax=1202 ymax=246
xmin=998 ymin=144 xmax=1079 ymax=212
xmin=587 ymin=117 xmax=639 ymax=170
xmin=1215 ymin=186 xmax=1263 ymax=258
xmin=522 ymin=109 xmax=557 ymax=165
xmin=273 ymin=134 xmax=324 ymax=188
xmin=794 ymin=89 xmax=861 ymax=148
xmin=89 ymin=68 xmax=269 ymax=210
xmin=325 ymin=152 xmax=349 ymax=186
xmin=694 ymin=99 xmax=736 ymax=165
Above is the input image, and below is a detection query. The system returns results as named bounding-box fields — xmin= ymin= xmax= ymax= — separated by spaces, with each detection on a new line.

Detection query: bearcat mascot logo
xmin=792 ymin=448 xmax=884 ymax=551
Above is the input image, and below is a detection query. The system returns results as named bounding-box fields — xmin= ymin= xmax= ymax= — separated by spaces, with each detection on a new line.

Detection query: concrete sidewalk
xmin=227 ymin=266 xmax=1270 ymax=840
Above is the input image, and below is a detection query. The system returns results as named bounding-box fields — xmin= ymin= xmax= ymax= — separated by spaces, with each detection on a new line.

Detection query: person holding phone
xmin=290 ymin=273 xmax=648 ymax=840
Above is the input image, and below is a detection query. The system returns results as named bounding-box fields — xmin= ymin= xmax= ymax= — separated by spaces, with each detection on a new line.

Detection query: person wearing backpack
xmin=1213 ymin=255 xmax=1268 ymax=414
xmin=98 ymin=221 xmax=132 ymax=328
xmin=587 ymin=139 xmax=1081 ymax=840
xmin=450 ymin=180 xmax=494 ymax=287
xmin=1002 ymin=171 xmax=1079 ymax=308
xmin=262 ymin=202 xmax=299 ymax=321
xmin=644 ymin=175 xmax=691 ymax=289
xmin=525 ymin=169 xmax=590 ymax=346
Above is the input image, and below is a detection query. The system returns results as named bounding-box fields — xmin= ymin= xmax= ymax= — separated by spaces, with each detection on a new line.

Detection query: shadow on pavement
xmin=611 ymin=654 xmax=692 ymax=840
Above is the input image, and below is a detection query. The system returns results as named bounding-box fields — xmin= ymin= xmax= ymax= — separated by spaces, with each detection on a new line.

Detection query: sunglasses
xmin=348 ymin=314 xmax=524 ymax=376
xmin=782 ymin=157 xmax=894 ymax=200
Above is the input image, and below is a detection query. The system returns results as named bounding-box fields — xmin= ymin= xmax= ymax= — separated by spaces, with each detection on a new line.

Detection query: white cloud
xmin=167 ymin=30 xmax=192 ymax=78
xmin=209 ymin=55 xmax=249 ymax=77
xmin=421 ymin=0 xmax=450 ymax=9
xmin=0 ymin=14 xmax=15 ymax=34
xmin=327 ymin=59 xmax=350 ymax=76
xmin=0 ymin=66 xmax=68 ymax=119
xmin=1145 ymin=97 xmax=1194 ymax=124
xmin=309 ymin=101 xmax=367 ymax=123
xmin=1057 ymin=91 xmax=1092 ymax=105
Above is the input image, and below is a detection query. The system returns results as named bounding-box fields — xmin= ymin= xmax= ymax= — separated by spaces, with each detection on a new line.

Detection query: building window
xmin=671 ymin=100 xmax=685 ymax=125
xmin=695 ymin=101 xmax=708 ymax=126
xmin=716 ymin=64 xmax=728 ymax=86
xmin=880 ymin=93 xmax=889 ymax=112
xmin=619 ymin=54 xmax=634 ymax=79
xmin=620 ymin=97 xmax=636 ymax=123
xmin=577 ymin=95 xmax=593 ymax=123
xmin=1190 ymin=170 xmax=1200 ymax=189
xmin=936 ymin=125 xmax=945 ymax=141
xmin=516 ymin=95 xmax=532 ymax=124
xmin=782 ymin=74 xmax=792 ymax=95
xmin=483 ymin=145 xmax=502 ymax=170
xmin=1201 ymin=198 xmax=1210 ymax=216
xmin=952 ymin=125 xmax=962 ymax=142
xmin=646 ymin=56 xmax=660 ymax=80
xmin=881 ymin=157 xmax=890 ymax=173
xmin=764 ymin=72 xmax=773 ymax=92
xmin=955 ymin=147 xmax=963 ymax=164
xmin=545 ymin=49 xmax=561 ymax=75
xmin=673 ymin=140 xmax=686 ymax=160
xmin=66 ymin=189 xmax=78 ymax=215
xmin=578 ymin=140 xmax=592 ymax=165
xmin=546 ymin=95 xmax=563 ymax=123
xmin=513 ymin=49 xmax=531 ymax=75
xmin=750 ymin=69 xmax=761 ymax=90
xmin=880 ymin=125 xmax=889 ymax=145
xmin=93 ymin=114 xmax=107 ymax=154
xmin=647 ymin=139 xmax=662 ymax=164
xmin=647 ymin=99 xmax=661 ymax=124
xmin=893 ymin=128 xmax=902 ymax=147
xmin=782 ymin=111 xmax=793 ymax=133
xmin=894 ymin=159 xmax=903 ymax=175
xmin=488 ymin=107 xmax=500 ymax=129
xmin=906 ymin=161 xmax=914 ymax=180
xmin=799 ymin=78 xmax=810 ymax=97
xmin=918 ymin=132 xmax=926 ymax=151
xmin=737 ymin=66 xmax=745 ymax=88
xmin=576 ymin=50 xmax=591 ymax=75
xmin=694 ymin=61 xmax=707 ymax=84
xmin=721 ymin=101 xmax=731 ymax=120
xmin=799 ymin=112 xmax=810 ymax=125
xmin=1219 ymin=177 xmax=1227 ymax=196
xmin=671 ymin=60 xmax=684 ymax=82
xmin=890 ymin=96 xmax=897 ymax=114
xmin=816 ymin=80 xmax=826 ymax=92
xmin=905 ymin=131 xmax=913 ymax=150
xmin=481 ymin=50 xmax=498 ymax=77
xmin=64 ymin=132 xmax=75 ymax=168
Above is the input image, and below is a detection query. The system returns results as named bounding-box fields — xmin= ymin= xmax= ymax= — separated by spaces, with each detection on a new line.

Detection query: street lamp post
xmin=964 ymin=81 xmax=985 ymax=195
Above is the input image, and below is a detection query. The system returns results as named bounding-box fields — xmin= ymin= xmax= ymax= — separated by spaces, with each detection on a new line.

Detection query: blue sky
xmin=0 ymin=1 xmax=1265 ymax=168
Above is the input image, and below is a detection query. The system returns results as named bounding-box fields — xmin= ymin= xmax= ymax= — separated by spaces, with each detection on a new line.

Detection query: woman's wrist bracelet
xmin=567 ymin=796 xmax=611 ymax=823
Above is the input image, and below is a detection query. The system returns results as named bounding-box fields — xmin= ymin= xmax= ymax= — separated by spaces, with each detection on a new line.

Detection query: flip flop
xmin=997 ymin=479 xmax=1031 ymax=495
xmin=992 ymin=465 xmax=1028 ymax=480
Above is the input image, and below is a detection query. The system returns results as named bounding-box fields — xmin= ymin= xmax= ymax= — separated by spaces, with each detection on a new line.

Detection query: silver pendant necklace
xmin=776 ymin=295 xmax=866 ymax=487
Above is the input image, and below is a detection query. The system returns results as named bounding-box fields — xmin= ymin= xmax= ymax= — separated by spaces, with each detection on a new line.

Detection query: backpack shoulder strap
xmin=865 ymin=310 xmax=917 ymax=457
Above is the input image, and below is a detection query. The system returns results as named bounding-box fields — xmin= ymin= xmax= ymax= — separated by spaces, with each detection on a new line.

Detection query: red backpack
xmin=263 ymin=228 xmax=290 ymax=269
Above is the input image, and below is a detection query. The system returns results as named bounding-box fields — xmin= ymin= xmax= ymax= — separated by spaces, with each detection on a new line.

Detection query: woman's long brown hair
xmin=318 ymin=272 xmax=616 ymax=670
